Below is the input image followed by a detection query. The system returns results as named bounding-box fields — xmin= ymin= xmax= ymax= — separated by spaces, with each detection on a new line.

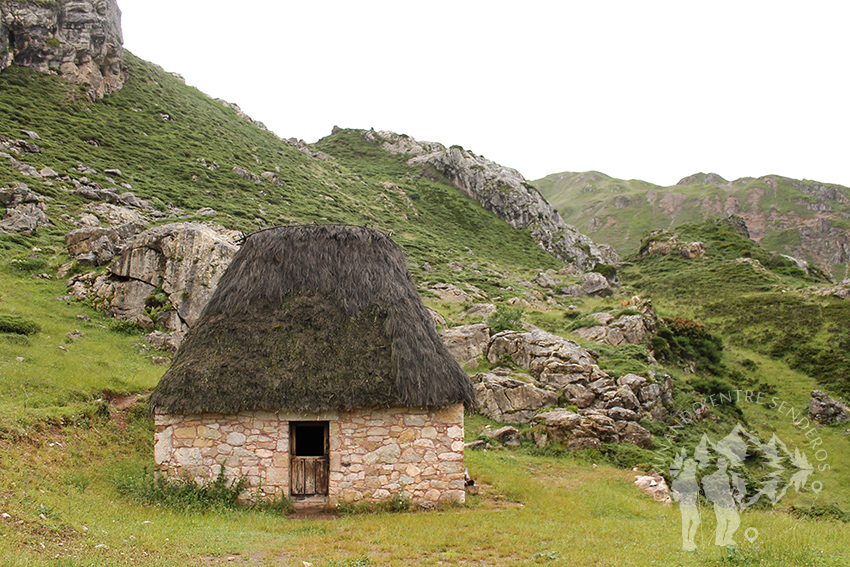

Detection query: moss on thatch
xmin=149 ymin=225 xmax=473 ymax=414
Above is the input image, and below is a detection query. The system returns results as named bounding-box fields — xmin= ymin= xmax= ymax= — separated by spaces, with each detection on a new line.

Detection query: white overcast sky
xmin=118 ymin=1 xmax=850 ymax=188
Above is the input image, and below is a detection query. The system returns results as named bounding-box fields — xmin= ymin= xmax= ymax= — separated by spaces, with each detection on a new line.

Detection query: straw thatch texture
xmin=149 ymin=225 xmax=473 ymax=414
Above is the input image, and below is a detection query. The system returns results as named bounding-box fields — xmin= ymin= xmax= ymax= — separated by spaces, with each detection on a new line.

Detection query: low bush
xmin=487 ymin=304 xmax=524 ymax=333
xmin=0 ymin=314 xmax=41 ymax=335
xmin=115 ymin=466 xmax=248 ymax=512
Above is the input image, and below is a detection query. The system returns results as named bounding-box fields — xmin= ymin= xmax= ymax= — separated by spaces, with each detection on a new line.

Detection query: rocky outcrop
xmin=0 ymin=0 xmax=127 ymax=99
xmin=67 ymin=222 xmax=240 ymax=332
xmin=472 ymin=372 xmax=558 ymax=424
xmin=461 ymin=325 xmax=672 ymax=449
xmin=809 ymin=390 xmax=850 ymax=425
xmin=485 ymin=328 xmax=606 ymax=391
xmin=440 ymin=323 xmax=491 ymax=366
xmin=0 ymin=182 xmax=49 ymax=234
xmin=573 ymin=299 xmax=659 ymax=347
xmin=676 ymin=172 xmax=728 ymax=186
xmin=530 ymin=407 xmax=652 ymax=450
xmin=362 ymin=130 xmax=619 ymax=268
xmin=65 ymin=221 xmax=144 ymax=265
xmin=638 ymin=231 xmax=706 ymax=259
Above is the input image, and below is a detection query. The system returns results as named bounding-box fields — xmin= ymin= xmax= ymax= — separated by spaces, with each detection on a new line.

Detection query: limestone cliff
xmin=362 ymin=130 xmax=620 ymax=268
xmin=0 ymin=0 xmax=126 ymax=98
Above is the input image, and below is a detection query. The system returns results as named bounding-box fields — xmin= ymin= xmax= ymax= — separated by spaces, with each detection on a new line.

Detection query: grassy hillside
xmin=535 ymin=170 xmax=850 ymax=280
xmin=0 ymin=54 xmax=559 ymax=285
xmin=1 ymin=52 xmax=850 ymax=566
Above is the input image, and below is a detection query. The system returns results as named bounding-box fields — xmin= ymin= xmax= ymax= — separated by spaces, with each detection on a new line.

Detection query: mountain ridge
xmin=535 ymin=169 xmax=850 ymax=280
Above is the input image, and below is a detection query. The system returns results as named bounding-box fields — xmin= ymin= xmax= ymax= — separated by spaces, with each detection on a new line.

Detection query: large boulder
xmin=68 ymin=223 xmax=239 ymax=331
xmin=573 ymin=303 xmax=659 ymax=347
xmin=108 ymin=223 xmax=239 ymax=327
xmin=472 ymin=373 xmax=558 ymax=424
xmin=65 ymin=222 xmax=145 ymax=266
xmin=0 ymin=0 xmax=127 ymax=98
xmin=486 ymin=328 xmax=605 ymax=390
xmin=1 ymin=202 xmax=49 ymax=234
xmin=0 ymin=183 xmax=49 ymax=234
xmin=531 ymin=408 xmax=652 ymax=449
xmin=440 ymin=323 xmax=491 ymax=366
xmin=578 ymin=272 xmax=613 ymax=297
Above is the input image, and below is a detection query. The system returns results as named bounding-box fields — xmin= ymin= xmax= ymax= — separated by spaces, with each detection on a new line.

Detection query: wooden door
xmin=290 ymin=422 xmax=329 ymax=496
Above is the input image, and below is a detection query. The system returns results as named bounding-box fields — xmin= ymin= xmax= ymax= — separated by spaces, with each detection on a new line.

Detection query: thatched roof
xmin=149 ymin=224 xmax=473 ymax=414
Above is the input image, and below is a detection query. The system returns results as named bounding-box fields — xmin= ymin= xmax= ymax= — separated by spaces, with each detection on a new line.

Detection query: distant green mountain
xmin=535 ymin=170 xmax=850 ymax=280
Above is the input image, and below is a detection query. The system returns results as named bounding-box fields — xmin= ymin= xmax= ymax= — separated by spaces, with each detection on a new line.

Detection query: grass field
xmin=1 ymin=407 xmax=848 ymax=566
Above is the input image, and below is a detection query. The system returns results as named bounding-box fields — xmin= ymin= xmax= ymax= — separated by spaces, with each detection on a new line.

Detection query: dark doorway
xmin=290 ymin=422 xmax=329 ymax=497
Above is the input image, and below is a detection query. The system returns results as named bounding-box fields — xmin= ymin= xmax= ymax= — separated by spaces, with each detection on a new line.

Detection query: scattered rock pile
xmin=638 ymin=231 xmax=705 ymax=259
xmin=809 ymin=390 xmax=850 ymax=425
xmin=0 ymin=183 xmax=49 ymax=234
xmin=572 ymin=297 xmax=658 ymax=347
xmin=442 ymin=324 xmax=671 ymax=450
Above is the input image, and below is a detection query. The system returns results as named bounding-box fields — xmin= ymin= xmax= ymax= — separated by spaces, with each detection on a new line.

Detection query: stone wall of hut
xmin=153 ymin=403 xmax=466 ymax=507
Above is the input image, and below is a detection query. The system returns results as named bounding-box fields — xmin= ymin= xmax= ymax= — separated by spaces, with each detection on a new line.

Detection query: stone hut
xmin=149 ymin=225 xmax=474 ymax=507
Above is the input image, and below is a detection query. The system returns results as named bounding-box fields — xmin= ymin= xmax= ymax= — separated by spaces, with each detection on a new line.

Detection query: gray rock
xmin=573 ymin=311 xmax=657 ymax=347
xmin=809 ymin=390 xmax=850 ymax=425
xmin=0 ymin=183 xmax=40 ymax=207
xmin=1 ymin=202 xmax=49 ymax=234
xmin=617 ymin=373 xmax=647 ymax=392
xmin=108 ymin=223 xmax=239 ymax=327
xmin=0 ymin=0 xmax=126 ymax=99
xmin=68 ymin=223 xmax=239 ymax=331
xmin=146 ymin=330 xmax=184 ymax=354
xmin=579 ymin=272 xmax=612 ymax=297
xmin=429 ymin=282 xmax=472 ymax=303
xmin=232 ymin=166 xmax=261 ymax=184
xmin=473 ymin=373 xmax=558 ymax=424
xmin=440 ymin=323 xmax=491 ymax=365
xmin=564 ymin=383 xmax=596 ymax=408
xmin=601 ymin=387 xmax=641 ymax=411
xmin=463 ymin=303 xmax=497 ymax=321
xmin=65 ymin=223 xmax=145 ymax=266
xmin=486 ymin=328 xmax=604 ymax=390
xmin=619 ymin=421 xmax=652 ymax=448
xmin=533 ymin=272 xmax=561 ymax=288
xmin=604 ymin=406 xmax=640 ymax=422
xmin=482 ymin=425 xmax=522 ymax=447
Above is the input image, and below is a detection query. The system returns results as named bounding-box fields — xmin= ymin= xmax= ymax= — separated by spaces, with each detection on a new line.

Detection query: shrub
xmin=108 ymin=319 xmax=142 ymax=334
xmin=9 ymin=257 xmax=48 ymax=272
xmin=487 ymin=304 xmax=524 ymax=333
xmin=654 ymin=317 xmax=724 ymax=374
xmin=689 ymin=376 xmax=735 ymax=397
xmin=115 ymin=466 xmax=247 ymax=512
xmin=789 ymin=504 xmax=850 ymax=523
